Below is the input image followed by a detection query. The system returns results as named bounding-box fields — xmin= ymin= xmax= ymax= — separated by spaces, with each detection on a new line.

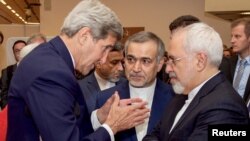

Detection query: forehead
xmin=168 ymin=32 xmax=185 ymax=56
xmin=232 ymin=24 xmax=245 ymax=33
xmin=14 ymin=42 xmax=26 ymax=49
xmin=127 ymin=41 xmax=158 ymax=57
xmin=107 ymin=51 xmax=123 ymax=60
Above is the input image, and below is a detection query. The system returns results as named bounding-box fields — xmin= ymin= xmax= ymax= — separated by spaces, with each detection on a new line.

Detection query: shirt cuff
xmin=102 ymin=124 xmax=114 ymax=141
xmin=91 ymin=110 xmax=114 ymax=141
xmin=91 ymin=110 xmax=101 ymax=130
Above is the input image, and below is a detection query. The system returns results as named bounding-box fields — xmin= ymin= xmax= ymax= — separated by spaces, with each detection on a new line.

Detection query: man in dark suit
xmin=79 ymin=42 xmax=126 ymax=114
xmin=92 ymin=31 xmax=174 ymax=141
xmin=144 ymin=23 xmax=249 ymax=141
xmin=0 ymin=40 xmax=26 ymax=109
xmin=7 ymin=0 xmax=149 ymax=141
xmin=227 ymin=18 xmax=250 ymax=102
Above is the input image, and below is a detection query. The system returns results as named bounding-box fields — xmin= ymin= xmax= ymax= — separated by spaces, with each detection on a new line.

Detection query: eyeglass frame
xmin=165 ymin=55 xmax=189 ymax=66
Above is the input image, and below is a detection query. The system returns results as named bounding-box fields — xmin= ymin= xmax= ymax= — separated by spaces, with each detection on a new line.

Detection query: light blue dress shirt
xmin=233 ymin=56 xmax=250 ymax=97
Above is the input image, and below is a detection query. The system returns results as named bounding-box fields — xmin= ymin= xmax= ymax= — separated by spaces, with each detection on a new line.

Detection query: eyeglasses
xmin=165 ymin=56 xmax=188 ymax=66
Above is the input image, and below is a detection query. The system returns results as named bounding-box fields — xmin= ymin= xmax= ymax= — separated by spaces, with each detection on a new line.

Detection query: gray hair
xmin=111 ymin=42 xmax=124 ymax=52
xmin=178 ymin=22 xmax=223 ymax=67
xmin=124 ymin=31 xmax=165 ymax=62
xmin=27 ymin=33 xmax=47 ymax=44
xmin=61 ymin=0 xmax=123 ymax=41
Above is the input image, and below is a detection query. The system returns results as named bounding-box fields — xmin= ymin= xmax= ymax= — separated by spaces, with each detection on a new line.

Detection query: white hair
xmin=179 ymin=22 xmax=223 ymax=67
xmin=20 ymin=43 xmax=40 ymax=61
xmin=61 ymin=0 xmax=123 ymax=40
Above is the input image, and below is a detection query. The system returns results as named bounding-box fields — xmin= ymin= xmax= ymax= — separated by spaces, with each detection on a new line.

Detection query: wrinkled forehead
xmin=127 ymin=41 xmax=158 ymax=58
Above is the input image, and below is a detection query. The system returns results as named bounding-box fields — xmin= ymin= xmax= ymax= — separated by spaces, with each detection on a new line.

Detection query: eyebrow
xmin=126 ymin=54 xmax=153 ymax=60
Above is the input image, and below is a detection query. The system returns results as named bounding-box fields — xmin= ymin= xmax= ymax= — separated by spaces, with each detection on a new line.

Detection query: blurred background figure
xmin=78 ymin=42 xmax=125 ymax=114
xmin=0 ymin=40 xmax=26 ymax=109
xmin=223 ymin=44 xmax=232 ymax=58
xmin=26 ymin=33 xmax=47 ymax=45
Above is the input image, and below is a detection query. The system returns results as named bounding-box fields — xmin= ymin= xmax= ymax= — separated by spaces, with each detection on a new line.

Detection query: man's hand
xmin=104 ymin=92 xmax=150 ymax=134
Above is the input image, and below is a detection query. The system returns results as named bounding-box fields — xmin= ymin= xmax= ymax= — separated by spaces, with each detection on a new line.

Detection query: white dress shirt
xmin=94 ymin=71 xmax=116 ymax=91
xmin=170 ymin=72 xmax=219 ymax=133
xmin=91 ymin=79 xmax=157 ymax=141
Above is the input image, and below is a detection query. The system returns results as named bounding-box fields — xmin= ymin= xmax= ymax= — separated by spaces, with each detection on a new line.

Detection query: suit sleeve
xmin=24 ymin=69 xmax=110 ymax=141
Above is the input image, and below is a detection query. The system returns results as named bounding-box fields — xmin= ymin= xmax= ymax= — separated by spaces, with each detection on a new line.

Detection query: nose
xmin=230 ymin=36 xmax=235 ymax=44
xmin=165 ymin=64 xmax=173 ymax=74
xmin=117 ymin=61 xmax=124 ymax=71
xmin=133 ymin=61 xmax=142 ymax=72
xmin=99 ymin=50 xmax=109 ymax=64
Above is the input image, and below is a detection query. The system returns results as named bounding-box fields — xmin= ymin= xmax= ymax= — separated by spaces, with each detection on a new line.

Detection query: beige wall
xmin=0 ymin=24 xmax=39 ymax=71
xmin=205 ymin=0 xmax=250 ymax=11
xmin=40 ymin=0 xmax=231 ymax=46
xmin=0 ymin=0 xmax=232 ymax=70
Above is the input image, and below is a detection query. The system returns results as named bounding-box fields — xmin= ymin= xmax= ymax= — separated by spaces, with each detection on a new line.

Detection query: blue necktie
xmin=233 ymin=59 xmax=247 ymax=90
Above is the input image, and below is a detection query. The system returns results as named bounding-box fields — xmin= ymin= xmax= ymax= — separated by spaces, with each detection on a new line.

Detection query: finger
xmin=119 ymin=99 xmax=133 ymax=106
xmin=130 ymin=101 xmax=148 ymax=109
xmin=130 ymin=97 xmax=143 ymax=103
xmin=112 ymin=92 xmax=120 ymax=107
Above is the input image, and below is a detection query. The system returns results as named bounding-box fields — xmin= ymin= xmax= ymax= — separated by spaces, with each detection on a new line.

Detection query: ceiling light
xmin=11 ymin=9 xmax=16 ymax=14
xmin=0 ymin=0 xmax=6 ymax=5
xmin=240 ymin=12 xmax=250 ymax=15
xmin=6 ymin=5 xmax=12 ymax=10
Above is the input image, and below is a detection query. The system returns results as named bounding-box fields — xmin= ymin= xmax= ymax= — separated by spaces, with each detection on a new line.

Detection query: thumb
xmin=112 ymin=91 xmax=120 ymax=107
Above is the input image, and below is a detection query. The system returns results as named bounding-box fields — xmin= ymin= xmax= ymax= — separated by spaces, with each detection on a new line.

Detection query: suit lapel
xmin=230 ymin=56 xmax=238 ymax=83
xmin=229 ymin=56 xmax=250 ymax=102
xmin=147 ymin=80 xmax=165 ymax=133
xmin=243 ymin=75 xmax=250 ymax=101
xmin=115 ymin=82 xmax=138 ymax=141
xmin=170 ymin=73 xmax=225 ymax=135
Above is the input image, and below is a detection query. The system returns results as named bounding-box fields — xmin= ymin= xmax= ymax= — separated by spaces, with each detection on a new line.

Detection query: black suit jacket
xmin=0 ymin=64 xmax=17 ymax=109
xmin=144 ymin=73 xmax=249 ymax=141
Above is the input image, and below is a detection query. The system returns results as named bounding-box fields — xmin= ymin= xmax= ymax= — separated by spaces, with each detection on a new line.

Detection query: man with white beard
xmin=143 ymin=22 xmax=249 ymax=141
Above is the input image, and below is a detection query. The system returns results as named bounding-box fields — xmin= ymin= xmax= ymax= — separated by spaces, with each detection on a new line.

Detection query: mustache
xmin=129 ymin=73 xmax=144 ymax=77
xmin=169 ymin=72 xmax=177 ymax=78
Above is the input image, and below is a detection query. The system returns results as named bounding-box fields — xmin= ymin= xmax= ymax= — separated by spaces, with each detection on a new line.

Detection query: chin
xmin=130 ymin=82 xmax=144 ymax=88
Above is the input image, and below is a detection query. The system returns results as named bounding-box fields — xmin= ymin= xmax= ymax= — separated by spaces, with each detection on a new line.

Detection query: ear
xmin=196 ymin=53 xmax=207 ymax=71
xmin=77 ymin=27 xmax=91 ymax=45
xmin=157 ymin=58 xmax=165 ymax=72
xmin=95 ymin=61 xmax=101 ymax=69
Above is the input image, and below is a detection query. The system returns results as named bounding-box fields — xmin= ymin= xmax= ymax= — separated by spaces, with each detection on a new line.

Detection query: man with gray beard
xmin=143 ymin=22 xmax=249 ymax=141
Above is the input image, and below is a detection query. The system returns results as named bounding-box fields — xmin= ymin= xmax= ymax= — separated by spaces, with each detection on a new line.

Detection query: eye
xmin=110 ymin=60 xmax=119 ymax=65
xmin=126 ymin=56 xmax=136 ymax=64
xmin=141 ymin=58 xmax=152 ymax=65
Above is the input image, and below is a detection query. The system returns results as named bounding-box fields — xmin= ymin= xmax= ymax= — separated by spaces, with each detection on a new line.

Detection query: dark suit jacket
xmin=7 ymin=36 xmax=111 ymax=141
xmin=0 ymin=64 xmax=17 ymax=109
xmin=78 ymin=72 xmax=125 ymax=115
xmin=143 ymin=73 xmax=249 ymax=141
xmin=96 ymin=79 xmax=175 ymax=141
xmin=227 ymin=55 xmax=250 ymax=102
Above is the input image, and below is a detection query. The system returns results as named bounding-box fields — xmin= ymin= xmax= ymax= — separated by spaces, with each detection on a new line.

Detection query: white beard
xmin=169 ymin=72 xmax=185 ymax=94
xmin=172 ymin=81 xmax=185 ymax=94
